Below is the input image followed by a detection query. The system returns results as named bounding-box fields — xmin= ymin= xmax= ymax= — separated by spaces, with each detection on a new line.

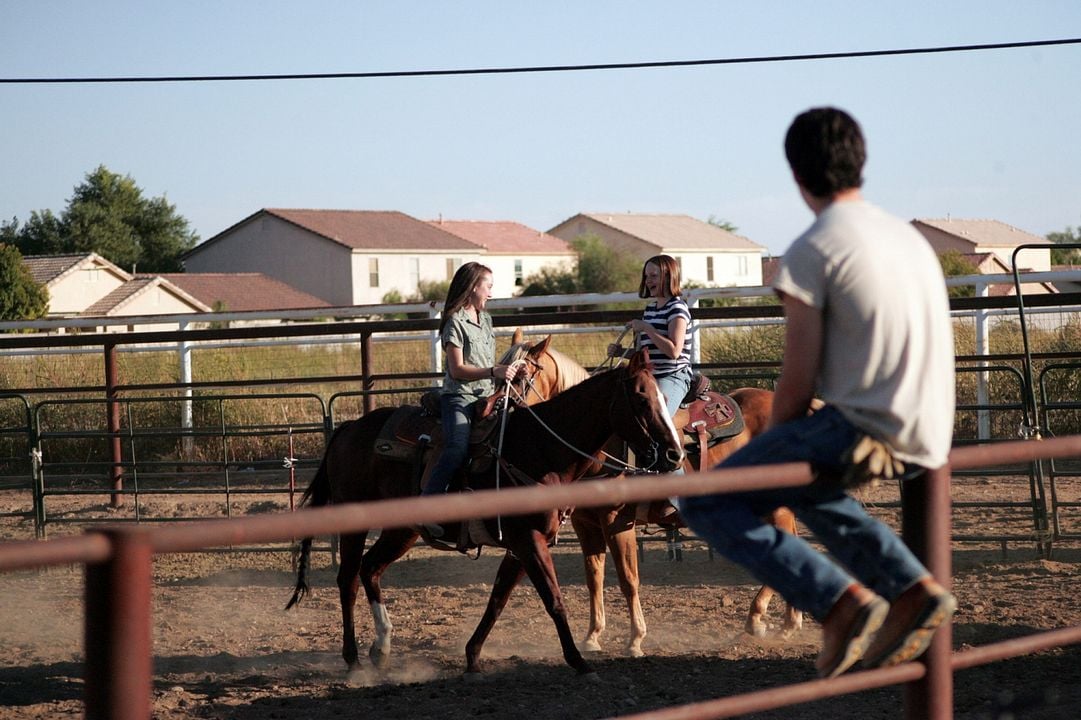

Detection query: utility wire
xmin=3 ymin=37 xmax=1079 ymax=85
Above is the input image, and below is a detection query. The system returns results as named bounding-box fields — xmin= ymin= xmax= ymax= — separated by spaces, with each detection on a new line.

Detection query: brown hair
xmin=438 ymin=262 xmax=493 ymax=335
xmin=638 ymin=254 xmax=682 ymax=299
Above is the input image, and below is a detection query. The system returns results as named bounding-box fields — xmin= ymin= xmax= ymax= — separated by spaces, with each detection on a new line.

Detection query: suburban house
xmin=181 ymin=209 xmax=484 ymax=307
xmin=912 ymin=218 xmax=1052 ymax=273
xmin=912 ymin=218 xmax=1056 ymax=295
xmin=426 ymin=219 xmax=575 ymax=299
xmin=547 ymin=213 xmax=766 ymax=288
xmin=23 ymin=253 xmax=210 ymax=330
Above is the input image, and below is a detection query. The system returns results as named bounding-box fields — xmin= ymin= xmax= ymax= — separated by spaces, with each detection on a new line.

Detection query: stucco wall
xmin=184 ymin=216 xmax=355 ymax=305
xmin=48 ymin=266 xmax=127 ymax=314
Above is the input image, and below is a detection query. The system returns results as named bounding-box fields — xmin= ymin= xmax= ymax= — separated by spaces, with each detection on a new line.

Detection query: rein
xmin=503 ymin=372 xmax=655 ymax=476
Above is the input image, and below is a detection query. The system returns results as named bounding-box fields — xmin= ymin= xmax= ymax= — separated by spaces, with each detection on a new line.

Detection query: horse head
xmin=501 ymin=331 xmax=588 ymax=407
xmin=612 ymin=350 xmax=685 ymax=473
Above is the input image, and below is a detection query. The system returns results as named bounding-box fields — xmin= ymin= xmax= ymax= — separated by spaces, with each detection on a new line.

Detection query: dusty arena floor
xmin=2 ymin=477 xmax=1081 ymax=719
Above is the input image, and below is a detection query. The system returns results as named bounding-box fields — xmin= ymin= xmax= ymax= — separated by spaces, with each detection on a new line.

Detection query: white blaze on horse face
xmin=370 ymin=601 xmax=393 ymax=656
xmin=647 ymin=377 xmax=683 ymax=460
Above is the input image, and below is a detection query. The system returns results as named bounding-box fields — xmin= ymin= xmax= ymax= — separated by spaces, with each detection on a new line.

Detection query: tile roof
xmin=913 ymin=219 xmax=1050 ymax=248
xmin=82 ymin=276 xmax=210 ymax=316
xmin=82 ymin=278 xmax=155 ymax=315
xmin=153 ymin=273 xmax=331 ymax=311
xmin=265 ymin=209 xmax=481 ymax=251
xmin=426 ymin=220 xmax=573 ymax=255
xmin=579 ymin=213 xmax=764 ymax=251
xmin=22 ymin=253 xmax=130 ymax=285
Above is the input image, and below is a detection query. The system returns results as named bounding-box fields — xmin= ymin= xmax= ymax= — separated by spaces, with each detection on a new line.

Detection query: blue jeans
xmin=655 ymin=367 xmax=692 ymax=475
xmin=679 ymin=405 xmax=929 ymax=620
xmin=421 ymin=394 xmax=473 ymax=495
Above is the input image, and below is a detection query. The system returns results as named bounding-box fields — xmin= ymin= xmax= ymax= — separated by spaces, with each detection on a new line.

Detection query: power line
xmin=3 ymin=37 xmax=1079 ymax=85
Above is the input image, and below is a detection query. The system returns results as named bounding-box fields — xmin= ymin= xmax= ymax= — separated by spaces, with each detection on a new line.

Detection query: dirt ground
xmin=2 ymin=476 xmax=1081 ymax=719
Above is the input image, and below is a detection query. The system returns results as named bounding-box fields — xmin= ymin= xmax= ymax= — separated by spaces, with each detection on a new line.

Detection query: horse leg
xmin=513 ymin=529 xmax=595 ymax=676
xmin=570 ymin=511 xmax=608 ymax=653
xmin=744 ymin=507 xmax=804 ymax=637
xmin=464 ymin=549 xmax=526 ymax=675
xmin=335 ymin=532 xmax=368 ymax=672
xmin=772 ymin=507 xmax=804 ymax=636
xmin=357 ymin=526 xmax=419 ymax=669
xmin=607 ymin=525 xmax=647 ymax=657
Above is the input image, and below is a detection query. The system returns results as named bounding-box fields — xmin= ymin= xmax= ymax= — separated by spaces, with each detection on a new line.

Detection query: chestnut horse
xmin=285 ymin=349 xmax=683 ymax=677
xmin=502 ymin=342 xmax=804 ymax=656
xmin=571 ymin=388 xmax=804 ymax=657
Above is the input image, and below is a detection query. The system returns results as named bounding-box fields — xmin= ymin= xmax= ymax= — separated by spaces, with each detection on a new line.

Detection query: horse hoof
xmin=627 ymin=646 xmax=645 ymax=658
xmin=368 ymin=647 xmax=390 ymax=669
xmin=345 ymin=665 xmax=368 ymax=686
xmin=745 ymin=621 xmax=768 ymax=638
xmin=580 ymin=639 xmax=603 ymax=654
xmin=463 ymin=670 xmax=485 ymax=683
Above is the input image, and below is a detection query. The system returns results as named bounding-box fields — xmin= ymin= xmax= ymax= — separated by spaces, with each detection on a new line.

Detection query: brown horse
xmin=285 ymin=349 xmax=683 ymax=678
xmin=503 ymin=343 xmax=804 ymax=656
xmin=571 ymin=388 xmax=804 ymax=657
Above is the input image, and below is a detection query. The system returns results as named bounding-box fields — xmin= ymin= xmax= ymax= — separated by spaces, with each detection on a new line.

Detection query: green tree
xmin=0 ymin=244 xmax=49 ymax=323
xmin=572 ymin=233 xmax=641 ymax=294
xmin=408 ymin=279 xmax=450 ymax=304
xmin=519 ymin=265 xmax=578 ymax=296
xmin=9 ymin=165 xmax=198 ymax=272
xmin=707 ymin=215 xmax=739 ymax=233
xmin=937 ymin=250 xmax=980 ymax=298
xmin=1048 ymin=225 xmax=1081 ymax=265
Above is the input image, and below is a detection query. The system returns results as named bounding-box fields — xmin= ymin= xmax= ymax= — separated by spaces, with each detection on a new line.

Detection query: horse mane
xmin=498 ymin=341 xmax=590 ymax=393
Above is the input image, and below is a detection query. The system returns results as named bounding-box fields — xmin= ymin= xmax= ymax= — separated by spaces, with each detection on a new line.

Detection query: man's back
xmin=774 ymin=200 xmax=954 ymax=467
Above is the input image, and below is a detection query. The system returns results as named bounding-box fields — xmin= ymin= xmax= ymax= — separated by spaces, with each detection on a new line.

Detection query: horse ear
xmin=512 ymin=327 xmax=524 ymax=344
xmin=530 ymin=335 xmax=552 ymax=356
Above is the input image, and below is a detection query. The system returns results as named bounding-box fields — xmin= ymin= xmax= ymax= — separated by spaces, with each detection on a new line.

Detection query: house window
xmin=706 ymin=256 xmax=714 ymax=283
xmin=736 ymin=255 xmax=748 ymax=276
xmin=446 ymin=257 xmax=463 ymax=280
xmin=514 ymin=259 xmax=523 ymax=286
xmin=369 ymin=258 xmax=379 ymax=287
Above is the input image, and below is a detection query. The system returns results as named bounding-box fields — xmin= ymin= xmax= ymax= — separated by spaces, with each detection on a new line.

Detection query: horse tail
xmin=285 ymin=422 xmax=346 ymax=610
xmin=285 ymin=535 xmax=314 ymax=609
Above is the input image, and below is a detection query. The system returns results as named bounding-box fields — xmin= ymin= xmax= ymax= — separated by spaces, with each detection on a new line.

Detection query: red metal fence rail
xmin=2 ymin=435 xmax=1081 ymax=719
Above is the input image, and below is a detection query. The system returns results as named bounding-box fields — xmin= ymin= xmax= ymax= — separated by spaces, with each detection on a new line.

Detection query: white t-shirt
xmin=773 ymin=200 xmax=955 ymax=468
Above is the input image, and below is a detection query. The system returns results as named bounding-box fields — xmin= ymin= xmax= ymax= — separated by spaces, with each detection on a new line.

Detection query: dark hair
xmin=638 ymin=254 xmax=682 ymax=299
xmin=784 ymin=107 xmax=866 ymax=198
xmin=438 ymin=261 xmax=493 ymax=335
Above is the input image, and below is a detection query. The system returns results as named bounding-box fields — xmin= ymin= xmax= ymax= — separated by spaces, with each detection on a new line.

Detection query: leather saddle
xmin=677 ymin=375 xmax=745 ymax=472
xmin=372 ymin=394 xmax=508 ymax=492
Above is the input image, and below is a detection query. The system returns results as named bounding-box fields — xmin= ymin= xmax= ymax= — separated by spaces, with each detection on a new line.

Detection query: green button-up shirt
xmin=441 ymin=307 xmax=495 ymax=398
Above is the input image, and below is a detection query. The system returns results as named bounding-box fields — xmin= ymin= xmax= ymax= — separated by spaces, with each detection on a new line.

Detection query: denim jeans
xmin=655 ymin=367 xmax=692 ymax=475
xmin=679 ymin=405 xmax=929 ymax=620
xmin=421 ymin=394 xmax=473 ymax=495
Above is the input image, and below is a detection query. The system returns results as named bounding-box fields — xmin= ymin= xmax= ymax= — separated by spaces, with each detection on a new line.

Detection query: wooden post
xmin=901 ymin=465 xmax=953 ymax=720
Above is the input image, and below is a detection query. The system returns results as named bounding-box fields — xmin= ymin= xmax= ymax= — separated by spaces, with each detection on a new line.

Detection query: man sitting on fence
xmin=679 ymin=106 xmax=957 ymax=678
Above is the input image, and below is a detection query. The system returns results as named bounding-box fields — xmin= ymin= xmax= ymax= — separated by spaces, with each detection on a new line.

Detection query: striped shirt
xmin=637 ymin=296 xmax=692 ymax=377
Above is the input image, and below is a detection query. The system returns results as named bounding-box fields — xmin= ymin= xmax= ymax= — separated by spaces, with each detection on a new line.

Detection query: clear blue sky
xmin=2 ymin=2 xmax=1079 ymax=257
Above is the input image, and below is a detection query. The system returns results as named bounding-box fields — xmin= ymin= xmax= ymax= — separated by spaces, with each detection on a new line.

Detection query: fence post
xmin=84 ymin=527 xmax=153 ymax=720
xmin=901 ymin=464 xmax=953 ymax=720
xmin=361 ymin=331 xmax=374 ymax=414
xmin=178 ymin=320 xmax=194 ymax=458
xmin=104 ymin=342 xmax=124 ymax=508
